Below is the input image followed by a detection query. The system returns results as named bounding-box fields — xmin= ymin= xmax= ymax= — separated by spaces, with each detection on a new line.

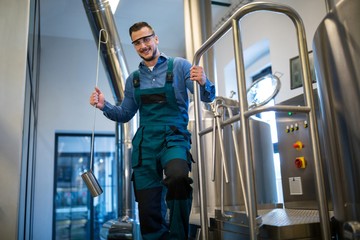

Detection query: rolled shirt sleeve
xmin=199 ymin=78 xmax=215 ymax=102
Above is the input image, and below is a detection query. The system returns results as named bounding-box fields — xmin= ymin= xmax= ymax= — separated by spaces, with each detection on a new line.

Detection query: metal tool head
xmin=81 ymin=170 xmax=103 ymax=197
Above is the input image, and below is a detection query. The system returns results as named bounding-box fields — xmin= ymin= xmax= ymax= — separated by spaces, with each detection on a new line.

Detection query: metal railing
xmin=192 ymin=2 xmax=331 ymax=240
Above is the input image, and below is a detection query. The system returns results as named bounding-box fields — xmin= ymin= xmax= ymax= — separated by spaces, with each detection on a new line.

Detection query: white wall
xmin=214 ymin=0 xmax=327 ymax=103
xmin=0 ymin=1 xmax=29 ymax=239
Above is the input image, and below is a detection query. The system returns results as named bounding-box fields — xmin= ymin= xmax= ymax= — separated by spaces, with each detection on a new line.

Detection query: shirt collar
xmin=138 ymin=53 xmax=169 ymax=68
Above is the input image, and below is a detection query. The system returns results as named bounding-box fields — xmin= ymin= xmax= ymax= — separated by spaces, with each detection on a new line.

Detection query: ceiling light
xmin=109 ymin=0 xmax=120 ymax=14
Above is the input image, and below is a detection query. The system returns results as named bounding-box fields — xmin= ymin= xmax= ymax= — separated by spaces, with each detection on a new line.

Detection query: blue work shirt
xmin=102 ymin=53 xmax=215 ymax=123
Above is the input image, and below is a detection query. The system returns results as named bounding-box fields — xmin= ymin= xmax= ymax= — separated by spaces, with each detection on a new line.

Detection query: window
xmin=53 ymin=133 xmax=118 ymax=240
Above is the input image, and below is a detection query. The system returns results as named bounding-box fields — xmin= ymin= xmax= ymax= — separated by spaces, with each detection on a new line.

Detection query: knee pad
xmin=163 ymin=159 xmax=193 ymax=200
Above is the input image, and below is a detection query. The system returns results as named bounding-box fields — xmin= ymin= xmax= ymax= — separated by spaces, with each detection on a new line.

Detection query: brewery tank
xmin=313 ymin=0 xmax=360 ymax=236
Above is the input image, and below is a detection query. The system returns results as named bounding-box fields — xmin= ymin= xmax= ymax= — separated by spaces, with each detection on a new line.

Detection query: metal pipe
xmin=209 ymin=98 xmax=249 ymax=217
xmin=214 ymin=105 xmax=230 ymax=183
xmin=225 ymin=105 xmax=249 ymax=216
xmin=192 ymin=70 xmax=208 ymax=240
xmin=82 ymin=0 xmax=128 ymax=102
xmin=324 ymin=0 xmax=336 ymax=13
xmin=232 ymin=17 xmax=259 ymax=239
xmin=291 ymin=5 xmax=332 ymax=240
xmin=216 ymin=103 xmax=247 ymax=218
xmin=211 ymin=118 xmax=216 ymax=181
xmin=122 ymin=123 xmax=134 ymax=218
xmin=82 ymin=0 xmax=137 ymax=233
xmin=185 ymin=0 xmax=211 ymax=238
xmin=192 ymin=2 xmax=331 ymax=239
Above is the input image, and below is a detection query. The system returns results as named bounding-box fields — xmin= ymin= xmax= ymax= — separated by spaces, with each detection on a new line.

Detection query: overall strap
xmin=133 ymin=70 xmax=140 ymax=88
xmin=166 ymin=58 xmax=174 ymax=82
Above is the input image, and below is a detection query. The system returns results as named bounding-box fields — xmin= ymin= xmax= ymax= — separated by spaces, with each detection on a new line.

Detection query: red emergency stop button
xmin=293 ymin=141 xmax=304 ymax=150
xmin=295 ymin=157 xmax=306 ymax=168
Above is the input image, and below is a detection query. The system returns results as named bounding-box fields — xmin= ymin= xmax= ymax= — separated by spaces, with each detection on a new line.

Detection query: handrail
xmin=199 ymin=105 xmax=312 ymax=136
xmin=192 ymin=2 xmax=331 ymax=240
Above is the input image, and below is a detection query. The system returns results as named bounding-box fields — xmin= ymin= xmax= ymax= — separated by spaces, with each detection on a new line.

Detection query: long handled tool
xmin=81 ymin=29 xmax=108 ymax=198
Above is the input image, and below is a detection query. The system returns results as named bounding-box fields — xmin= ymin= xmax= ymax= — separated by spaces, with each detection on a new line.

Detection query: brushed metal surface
xmin=260 ymin=209 xmax=321 ymax=240
xmin=276 ymin=112 xmax=316 ymax=206
xmin=192 ymin=2 xmax=331 ymax=238
xmin=313 ymin=0 xmax=360 ymax=225
xmin=209 ymin=208 xmax=322 ymax=239
xmin=189 ymin=114 xmax=277 ymax=213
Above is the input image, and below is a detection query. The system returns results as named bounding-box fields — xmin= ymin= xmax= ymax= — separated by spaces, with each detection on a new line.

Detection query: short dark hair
xmin=129 ymin=22 xmax=155 ymax=37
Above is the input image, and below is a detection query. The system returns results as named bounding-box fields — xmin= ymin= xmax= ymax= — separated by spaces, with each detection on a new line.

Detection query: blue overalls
xmin=131 ymin=58 xmax=193 ymax=240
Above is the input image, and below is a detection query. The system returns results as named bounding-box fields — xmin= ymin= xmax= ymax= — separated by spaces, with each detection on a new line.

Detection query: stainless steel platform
xmin=261 ymin=208 xmax=320 ymax=226
xmin=259 ymin=208 xmax=321 ymax=239
xmin=207 ymin=208 xmax=324 ymax=239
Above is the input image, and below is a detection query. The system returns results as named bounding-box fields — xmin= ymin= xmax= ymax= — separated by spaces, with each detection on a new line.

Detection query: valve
xmin=295 ymin=157 xmax=306 ymax=168
xmin=293 ymin=141 xmax=304 ymax=150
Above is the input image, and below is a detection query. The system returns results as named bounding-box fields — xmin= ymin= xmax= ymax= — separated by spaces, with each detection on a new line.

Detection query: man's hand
xmin=190 ymin=65 xmax=206 ymax=86
xmin=90 ymin=87 xmax=105 ymax=110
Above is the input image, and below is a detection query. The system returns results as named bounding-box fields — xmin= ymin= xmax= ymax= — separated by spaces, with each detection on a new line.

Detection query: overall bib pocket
xmin=131 ymin=126 xmax=145 ymax=168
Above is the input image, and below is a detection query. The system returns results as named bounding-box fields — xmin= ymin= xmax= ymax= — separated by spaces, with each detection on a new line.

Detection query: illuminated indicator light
xmin=295 ymin=157 xmax=306 ymax=168
xmin=293 ymin=141 xmax=304 ymax=150
xmin=288 ymin=112 xmax=293 ymax=116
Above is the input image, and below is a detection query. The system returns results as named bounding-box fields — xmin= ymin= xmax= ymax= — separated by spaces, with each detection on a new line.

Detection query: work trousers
xmin=133 ymin=152 xmax=193 ymax=240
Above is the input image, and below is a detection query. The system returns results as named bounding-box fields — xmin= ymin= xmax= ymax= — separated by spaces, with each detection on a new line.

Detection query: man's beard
xmin=140 ymin=47 xmax=158 ymax=62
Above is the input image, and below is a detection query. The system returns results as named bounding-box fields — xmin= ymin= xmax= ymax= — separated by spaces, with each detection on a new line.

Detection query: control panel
xmin=276 ymin=110 xmax=318 ymax=209
xmin=276 ymin=92 xmax=331 ymax=210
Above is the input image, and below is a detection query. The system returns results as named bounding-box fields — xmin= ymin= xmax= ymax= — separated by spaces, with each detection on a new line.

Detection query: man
xmin=90 ymin=22 xmax=215 ymax=240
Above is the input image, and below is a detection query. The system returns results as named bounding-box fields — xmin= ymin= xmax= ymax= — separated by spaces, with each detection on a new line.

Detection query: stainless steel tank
xmin=313 ymin=0 xmax=360 ymax=237
xmin=188 ymin=101 xmax=278 ymax=217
